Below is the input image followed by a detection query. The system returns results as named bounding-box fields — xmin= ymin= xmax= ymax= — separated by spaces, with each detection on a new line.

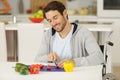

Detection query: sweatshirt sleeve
xmin=34 ymin=30 xmax=50 ymax=63
xmin=74 ymin=28 xmax=104 ymax=66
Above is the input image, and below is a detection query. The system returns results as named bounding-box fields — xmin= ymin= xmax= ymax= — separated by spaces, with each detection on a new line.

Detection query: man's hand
xmin=47 ymin=52 xmax=59 ymax=62
xmin=57 ymin=59 xmax=75 ymax=68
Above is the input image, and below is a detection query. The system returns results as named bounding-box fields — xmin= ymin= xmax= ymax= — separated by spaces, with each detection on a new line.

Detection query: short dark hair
xmin=43 ymin=1 xmax=66 ymax=18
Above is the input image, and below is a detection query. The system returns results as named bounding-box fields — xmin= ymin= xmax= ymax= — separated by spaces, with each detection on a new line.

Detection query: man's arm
xmin=74 ymin=28 xmax=104 ymax=66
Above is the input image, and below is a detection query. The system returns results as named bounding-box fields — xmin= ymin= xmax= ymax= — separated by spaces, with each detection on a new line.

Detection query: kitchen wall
xmin=5 ymin=0 xmax=30 ymax=14
xmin=67 ymin=0 xmax=95 ymax=10
xmin=5 ymin=0 xmax=19 ymax=14
xmin=6 ymin=0 xmax=96 ymax=14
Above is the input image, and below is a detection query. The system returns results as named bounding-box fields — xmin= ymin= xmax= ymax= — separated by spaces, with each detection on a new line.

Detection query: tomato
xmin=55 ymin=64 xmax=60 ymax=69
xmin=39 ymin=64 xmax=44 ymax=69
xmin=46 ymin=64 xmax=51 ymax=70
xmin=63 ymin=61 xmax=74 ymax=72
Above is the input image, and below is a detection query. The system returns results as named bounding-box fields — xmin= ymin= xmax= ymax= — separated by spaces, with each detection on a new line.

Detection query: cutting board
xmin=31 ymin=0 xmax=66 ymax=13
xmin=40 ymin=65 xmax=64 ymax=72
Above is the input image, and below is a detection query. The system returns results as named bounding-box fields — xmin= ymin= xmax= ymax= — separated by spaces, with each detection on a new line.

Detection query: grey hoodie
xmin=34 ymin=23 xmax=104 ymax=67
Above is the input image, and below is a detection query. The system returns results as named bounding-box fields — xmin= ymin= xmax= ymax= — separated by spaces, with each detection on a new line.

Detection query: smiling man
xmin=35 ymin=1 xmax=104 ymax=68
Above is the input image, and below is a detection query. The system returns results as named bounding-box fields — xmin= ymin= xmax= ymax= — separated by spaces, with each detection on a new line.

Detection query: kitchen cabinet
xmin=111 ymin=22 xmax=120 ymax=66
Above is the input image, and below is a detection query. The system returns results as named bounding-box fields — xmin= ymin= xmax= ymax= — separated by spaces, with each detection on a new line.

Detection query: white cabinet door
xmin=0 ymin=23 xmax=7 ymax=61
xmin=17 ymin=23 xmax=44 ymax=62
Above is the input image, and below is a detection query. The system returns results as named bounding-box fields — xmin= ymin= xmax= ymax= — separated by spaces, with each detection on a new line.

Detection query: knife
xmin=54 ymin=61 xmax=57 ymax=66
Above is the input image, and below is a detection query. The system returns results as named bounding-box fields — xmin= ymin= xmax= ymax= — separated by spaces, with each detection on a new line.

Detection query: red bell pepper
xmin=29 ymin=64 xmax=40 ymax=74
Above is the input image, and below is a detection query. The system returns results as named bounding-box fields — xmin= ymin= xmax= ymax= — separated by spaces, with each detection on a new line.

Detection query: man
xmin=35 ymin=1 xmax=104 ymax=67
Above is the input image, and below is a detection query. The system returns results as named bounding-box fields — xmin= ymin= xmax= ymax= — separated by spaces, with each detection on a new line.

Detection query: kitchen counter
xmin=5 ymin=22 xmax=113 ymax=32
xmin=0 ymin=62 xmax=102 ymax=80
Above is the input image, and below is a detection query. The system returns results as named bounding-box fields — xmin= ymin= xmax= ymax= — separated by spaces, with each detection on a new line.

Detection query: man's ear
xmin=63 ymin=9 xmax=68 ymax=18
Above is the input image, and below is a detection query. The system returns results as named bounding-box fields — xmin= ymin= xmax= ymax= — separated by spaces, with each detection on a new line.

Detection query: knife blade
xmin=54 ymin=61 xmax=57 ymax=66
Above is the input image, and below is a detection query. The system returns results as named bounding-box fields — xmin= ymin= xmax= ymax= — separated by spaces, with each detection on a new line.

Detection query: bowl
xmin=29 ymin=18 xmax=44 ymax=23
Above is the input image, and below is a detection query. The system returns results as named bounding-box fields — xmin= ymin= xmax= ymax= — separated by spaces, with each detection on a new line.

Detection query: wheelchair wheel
xmin=102 ymin=73 xmax=118 ymax=80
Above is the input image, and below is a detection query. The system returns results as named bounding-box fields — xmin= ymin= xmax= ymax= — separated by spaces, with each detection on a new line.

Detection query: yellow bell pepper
xmin=63 ymin=61 xmax=74 ymax=72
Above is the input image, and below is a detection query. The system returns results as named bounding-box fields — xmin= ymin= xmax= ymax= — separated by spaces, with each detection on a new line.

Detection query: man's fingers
xmin=52 ymin=52 xmax=59 ymax=62
xmin=57 ymin=59 xmax=68 ymax=68
xmin=57 ymin=60 xmax=64 ymax=68
xmin=48 ymin=54 xmax=52 ymax=61
xmin=48 ymin=53 xmax=59 ymax=62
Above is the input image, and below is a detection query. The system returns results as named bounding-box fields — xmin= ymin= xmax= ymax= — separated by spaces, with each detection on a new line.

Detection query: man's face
xmin=45 ymin=10 xmax=67 ymax=32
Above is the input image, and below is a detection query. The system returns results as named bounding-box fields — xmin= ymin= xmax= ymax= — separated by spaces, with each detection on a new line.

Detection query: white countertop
xmin=5 ymin=22 xmax=113 ymax=32
xmin=80 ymin=23 xmax=113 ymax=32
xmin=0 ymin=62 xmax=102 ymax=80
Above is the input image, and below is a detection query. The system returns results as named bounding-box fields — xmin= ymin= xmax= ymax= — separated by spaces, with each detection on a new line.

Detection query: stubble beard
xmin=57 ymin=18 xmax=67 ymax=32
